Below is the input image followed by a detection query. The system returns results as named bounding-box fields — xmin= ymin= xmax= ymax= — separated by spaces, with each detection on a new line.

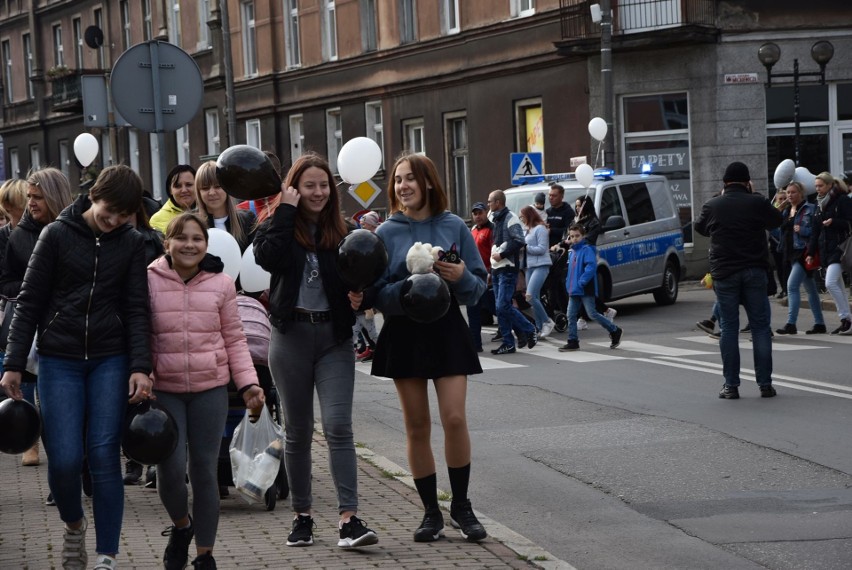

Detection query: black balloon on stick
xmin=0 ymin=399 xmax=41 ymax=455
xmin=121 ymin=400 xmax=179 ymax=465
xmin=336 ymin=229 xmax=388 ymax=292
xmin=216 ymin=145 xmax=282 ymax=201
xmin=400 ymin=272 xmax=451 ymax=323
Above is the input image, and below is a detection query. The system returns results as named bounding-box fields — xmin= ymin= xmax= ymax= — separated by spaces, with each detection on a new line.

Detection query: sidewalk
xmin=0 ymin=435 xmax=538 ymax=569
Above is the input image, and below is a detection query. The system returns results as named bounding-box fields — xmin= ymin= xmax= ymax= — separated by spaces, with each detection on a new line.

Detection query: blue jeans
xmin=38 ymin=354 xmax=129 ymax=555
xmin=785 ymin=261 xmax=824 ymax=326
xmin=525 ymin=265 xmax=550 ymax=330
xmin=713 ymin=268 xmax=773 ymax=388
xmin=493 ymin=269 xmax=534 ymax=346
xmin=567 ymin=295 xmax=617 ymax=340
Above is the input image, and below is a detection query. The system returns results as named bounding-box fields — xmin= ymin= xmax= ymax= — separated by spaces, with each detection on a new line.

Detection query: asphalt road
xmin=350 ymin=285 xmax=852 ymax=569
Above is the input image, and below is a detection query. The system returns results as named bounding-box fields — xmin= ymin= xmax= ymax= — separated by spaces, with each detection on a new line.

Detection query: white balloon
xmin=792 ymin=166 xmax=817 ymax=196
xmin=773 ymin=159 xmax=796 ymax=190
xmin=73 ymin=133 xmax=99 ymax=167
xmin=575 ymin=163 xmax=595 ymax=188
xmin=207 ymin=228 xmax=242 ymax=281
xmin=239 ymin=244 xmax=271 ymax=293
xmin=337 ymin=137 xmax=382 ymax=184
xmin=588 ymin=117 xmax=608 ymax=142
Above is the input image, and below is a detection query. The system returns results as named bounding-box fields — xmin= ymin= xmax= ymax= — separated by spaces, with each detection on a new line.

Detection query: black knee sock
xmin=414 ymin=473 xmax=439 ymax=512
xmin=448 ymin=464 xmax=471 ymax=506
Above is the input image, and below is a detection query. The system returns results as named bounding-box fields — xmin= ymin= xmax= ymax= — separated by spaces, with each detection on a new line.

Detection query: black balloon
xmin=336 ymin=229 xmax=388 ymax=292
xmin=121 ymin=400 xmax=179 ymax=465
xmin=216 ymin=145 xmax=282 ymax=201
xmin=400 ymin=272 xmax=451 ymax=324
xmin=0 ymin=398 xmax=41 ymax=455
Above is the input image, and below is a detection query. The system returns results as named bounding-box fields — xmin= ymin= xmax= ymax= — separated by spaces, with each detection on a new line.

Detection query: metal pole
xmin=793 ymin=59 xmax=800 ymax=167
xmin=220 ymin=0 xmax=238 ymax=147
xmin=600 ymin=0 xmax=615 ymax=170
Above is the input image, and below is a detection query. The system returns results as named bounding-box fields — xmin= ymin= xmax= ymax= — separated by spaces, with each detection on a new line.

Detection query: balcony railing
xmin=50 ymin=71 xmax=82 ymax=111
xmin=560 ymin=0 xmax=716 ymax=41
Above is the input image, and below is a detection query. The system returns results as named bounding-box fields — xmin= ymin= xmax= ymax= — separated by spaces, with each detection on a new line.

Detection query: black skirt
xmin=370 ymin=299 xmax=482 ymax=379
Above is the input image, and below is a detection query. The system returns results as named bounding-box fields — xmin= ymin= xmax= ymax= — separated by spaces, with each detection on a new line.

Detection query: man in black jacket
xmin=695 ymin=161 xmax=783 ymax=400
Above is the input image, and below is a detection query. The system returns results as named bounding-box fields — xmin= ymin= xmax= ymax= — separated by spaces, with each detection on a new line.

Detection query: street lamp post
xmin=758 ymin=41 xmax=834 ymax=167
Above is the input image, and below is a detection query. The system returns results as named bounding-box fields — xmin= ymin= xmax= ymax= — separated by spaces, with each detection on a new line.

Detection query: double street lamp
xmin=758 ymin=40 xmax=834 ymax=166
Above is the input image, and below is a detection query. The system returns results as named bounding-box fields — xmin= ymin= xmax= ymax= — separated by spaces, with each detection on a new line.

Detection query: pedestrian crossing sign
xmin=510 ymin=152 xmax=543 ymax=185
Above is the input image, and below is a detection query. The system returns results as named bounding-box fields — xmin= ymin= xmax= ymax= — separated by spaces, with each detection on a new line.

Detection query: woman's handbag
xmin=803 ymin=249 xmax=820 ymax=272
xmin=840 ymin=235 xmax=852 ymax=271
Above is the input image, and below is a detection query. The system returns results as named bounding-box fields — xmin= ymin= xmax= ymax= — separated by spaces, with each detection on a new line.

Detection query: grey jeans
xmin=269 ymin=322 xmax=358 ymax=513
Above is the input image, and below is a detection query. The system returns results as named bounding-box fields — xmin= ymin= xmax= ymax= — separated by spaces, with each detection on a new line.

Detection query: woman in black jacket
xmin=1 ymin=165 xmax=153 ymax=570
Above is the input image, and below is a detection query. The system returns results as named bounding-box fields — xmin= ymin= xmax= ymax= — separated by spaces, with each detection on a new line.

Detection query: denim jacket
xmin=780 ymin=202 xmax=815 ymax=252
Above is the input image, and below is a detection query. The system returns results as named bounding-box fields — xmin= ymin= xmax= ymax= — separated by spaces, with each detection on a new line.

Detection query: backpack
xmin=236 ymin=295 xmax=271 ymax=367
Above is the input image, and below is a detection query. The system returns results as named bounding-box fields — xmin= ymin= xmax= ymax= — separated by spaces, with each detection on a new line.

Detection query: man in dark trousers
xmin=695 ymin=161 xmax=783 ymax=400
xmin=466 ymin=201 xmax=495 ymax=351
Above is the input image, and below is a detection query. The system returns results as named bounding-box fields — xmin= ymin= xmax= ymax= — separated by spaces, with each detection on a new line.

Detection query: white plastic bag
xmin=229 ymin=405 xmax=284 ymax=504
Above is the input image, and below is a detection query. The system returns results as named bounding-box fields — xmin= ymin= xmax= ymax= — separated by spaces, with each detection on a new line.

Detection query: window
xmin=22 ymin=33 xmax=33 ymax=99
xmin=619 ymin=183 xmax=655 ymax=225
xmin=445 ymin=113 xmax=469 ymax=215
xmin=73 ymin=18 xmax=83 ymax=69
xmin=365 ymin=101 xmax=384 ymax=169
xmin=511 ymin=0 xmax=535 ymax=18
xmin=515 ymin=99 xmax=543 ymax=154
xmin=198 ymin=0 xmax=210 ymax=49
xmin=619 ymin=0 xmax=682 ymax=33
xmin=241 ymin=1 xmax=258 ymax=76
xmin=400 ymin=0 xmax=417 ymax=44
xmin=94 ymin=9 xmax=105 ymax=68
xmin=58 ymin=139 xmax=69 ymax=179
xmin=2 ymin=40 xmax=12 ymax=103
xmin=284 ymin=0 xmax=301 ymax=68
xmin=205 ymin=109 xmax=220 ymax=155
xmin=360 ymin=0 xmax=377 ymax=52
xmin=176 ymin=126 xmax=189 ymax=165
xmin=326 ymin=108 xmax=342 ymax=172
xmin=120 ymin=1 xmax=132 ymax=51
xmin=403 ymin=118 xmax=425 ymax=154
xmin=623 ymin=92 xmax=692 ymax=242
xmin=129 ymin=129 xmax=140 ymax=174
xmin=149 ymin=133 xmax=163 ymax=199
xmin=441 ymin=0 xmax=460 ymax=35
xmin=9 ymin=148 xmax=19 ymax=178
xmin=29 ymin=144 xmax=40 ymax=170
xmin=321 ymin=0 xmax=338 ymax=62
xmin=246 ymin=119 xmax=261 ymax=148
xmin=289 ymin=114 xmax=304 ymax=165
xmin=101 ymin=132 xmax=111 ymax=165
xmin=168 ymin=2 xmax=181 ymax=46
xmin=599 ymin=186 xmax=624 ymax=226
xmin=143 ymin=0 xmax=153 ymax=41
xmin=53 ymin=24 xmax=64 ymax=67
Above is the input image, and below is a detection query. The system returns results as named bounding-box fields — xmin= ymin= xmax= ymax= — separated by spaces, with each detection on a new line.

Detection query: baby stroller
xmin=218 ymin=295 xmax=289 ymax=511
xmin=517 ymin=248 xmax=570 ymax=333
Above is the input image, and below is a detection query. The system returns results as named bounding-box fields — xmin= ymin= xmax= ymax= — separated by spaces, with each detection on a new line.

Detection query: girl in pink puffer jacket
xmin=149 ymin=212 xmax=264 ymax=569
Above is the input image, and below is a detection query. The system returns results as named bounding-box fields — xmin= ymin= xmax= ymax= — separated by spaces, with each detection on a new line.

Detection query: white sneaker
xmin=577 ymin=318 xmax=589 ymax=331
xmin=539 ymin=320 xmax=555 ymax=338
xmin=62 ymin=517 xmax=88 ymax=570
xmin=605 ymin=308 xmax=617 ymax=320
xmin=93 ymin=554 xmax=117 ymax=569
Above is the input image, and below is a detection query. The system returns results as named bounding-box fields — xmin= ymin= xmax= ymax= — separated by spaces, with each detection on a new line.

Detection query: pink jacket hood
xmin=148 ymin=256 xmax=257 ymax=393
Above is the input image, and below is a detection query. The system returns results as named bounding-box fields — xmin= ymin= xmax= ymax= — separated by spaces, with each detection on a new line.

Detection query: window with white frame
xmin=73 ymin=18 xmax=83 ymax=68
xmin=101 ymin=132 xmax=111 ymax=165
xmin=205 ymin=109 xmax=220 ymax=155
xmin=511 ymin=0 xmax=535 ymax=17
xmin=30 ymin=145 xmax=40 ymax=170
xmin=53 ymin=24 xmax=64 ymax=67
xmin=360 ymin=0 xmax=377 ymax=52
xmin=143 ymin=0 xmax=153 ymax=41
xmin=441 ymin=0 xmax=460 ymax=35
xmin=2 ymin=40 xmax=12 ymax=103
xmin=242 ymin=1 xmax=258 ymax=76
xmin=400 ymin=0 xmax=417 ymax=44
xmin=94 ymin=9 xmax=105 ymax=68
xmin=168 ymin=1 xmax=182 ymax=47
xmin=403 ymin=118 xmax=425 ymax=154
xmin=445 ymin=112 xmax=469 ymax=215
xmin=129 ymin=129 xmax=140 ymax=174
xmin=246 ymin=119 xmax=261 ymax=148
xmin=22 ymin=33 xmax=33 ymax=99
xmin=58 ymin=139 xmax=69 ymax=179
xmin=9 ymin=148 xmax=19 ymax=178
xmin=176 ymin=126 xmax=190 ymax=165
xmin=289 ymin=114 xmax=304 ymax=165
xmin=514 ymin=98 xmax=543 ymax=154
xmin=284 ymin=0 xmax=301 ymax=68
xmin=326 ymin=108 xmax=342 ymax=172
xmin=120 ymin=1 xmax=131 ymax=51
xmin=149 ymin=133 xmax=163 ymax=199
xmin=622 ymin=92 xmax=692 ymax=243
xmin=365 ymin=101 xmax=384 ymax=169
xmin=321 ymin=0 xmax=338 ymax=61
xmin=198 ymin=0 xmax=210 ymax=49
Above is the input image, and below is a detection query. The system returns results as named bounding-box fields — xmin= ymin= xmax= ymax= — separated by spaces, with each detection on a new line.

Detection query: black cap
xmin=723 ymin=161 xmax=751 ymax=184
xmin=471 ymin=201 xmax=487 ymax=212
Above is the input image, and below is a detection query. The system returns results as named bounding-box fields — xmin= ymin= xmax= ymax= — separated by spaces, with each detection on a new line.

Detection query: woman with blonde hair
xmin=194 ymin=161 xmax=256 ymax=252
xmin=806 ymin=172 xmax=852 ymax=334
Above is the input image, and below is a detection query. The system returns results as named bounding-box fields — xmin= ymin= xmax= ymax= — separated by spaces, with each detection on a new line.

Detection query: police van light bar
xmin=593 ymin=168 xmax=615 ymax=179
xmin=641 ymin=163 xmax=652 ymax=174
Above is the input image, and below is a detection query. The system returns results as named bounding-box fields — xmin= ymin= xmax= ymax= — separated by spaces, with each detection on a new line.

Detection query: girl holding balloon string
xmin=252 ymin=151 xmax=379 ymax=550
xmin=366 ymin=153 xmax=488 ymax=543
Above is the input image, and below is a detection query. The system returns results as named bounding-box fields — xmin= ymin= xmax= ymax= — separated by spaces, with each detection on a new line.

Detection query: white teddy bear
xmin=405 ymin=242 xmax=445 ymax=274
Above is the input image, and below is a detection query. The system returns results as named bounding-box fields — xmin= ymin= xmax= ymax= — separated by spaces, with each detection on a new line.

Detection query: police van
xmin=504 ymin=170 xmax=686 ymax=305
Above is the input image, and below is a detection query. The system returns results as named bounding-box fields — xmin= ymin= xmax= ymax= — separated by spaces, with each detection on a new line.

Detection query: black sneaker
xmin=145 ymin=466 xmax=157 ymax=489
xmin=516 ymin=334 xmax=528 ymax=347
xmin=449 ymin=500 xmax=487 ymax=542
xmin=490 ymin=332 xmax=502 ymax=343
xmin=162 ymin=519 xmax=194 ymax=570
xmin=760 ymin=385 xmax=777 ymax=398
xmin=286 ymin=514 xmax=315 ymax=547
xmin=123 ymin=460 xmax=143 ymax=485
xmin=191 ymin=552 xmax=217 ymax=569
xmin=413 ymin=509 xmax=444 ymax=543
xmin=775 ymin=323 xmax=797 ymax=335
xmin=696 ymin=319 xmax=715 ymax=334
xmin=45 ymin=493 xmax=56 ymax=506
xmin=839 ymin=319 xmax=852 ymax=336
xmin=708 ymin=331 xmax=721 ymax=340
xmin=338 ymin=515 xmax=378 ymax=548
xmin=719 ymin=385 xmax=739 ymax=399
xmin=609 ymin=327 xmax=623 ymax=349
xmin=740 ymin=323 xmax=751 ymax=333
xmin=526 ymin=329 xmax=538 ymax=349
xmin=491 ymin=343 xmax=515 ymax=355
xmin=558 ymin=340 xmax=580 ymax=352
xmin=805 ymin=324 xmax=827 ymax=335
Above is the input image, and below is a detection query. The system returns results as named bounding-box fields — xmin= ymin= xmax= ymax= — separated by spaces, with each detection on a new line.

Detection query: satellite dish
xmin=84 ymin=26 xmax=104 ymax=49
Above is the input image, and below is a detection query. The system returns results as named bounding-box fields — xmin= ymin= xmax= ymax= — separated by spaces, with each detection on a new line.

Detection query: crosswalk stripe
xmin=589 ymin=340 xmax=714 ymax=356
xmin=678 ymin=335 xmax=832 ymax=351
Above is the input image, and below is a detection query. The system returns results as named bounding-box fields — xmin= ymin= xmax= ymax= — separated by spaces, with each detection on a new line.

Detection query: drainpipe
xmin=600 ymin=0 xmax=615 ymax=170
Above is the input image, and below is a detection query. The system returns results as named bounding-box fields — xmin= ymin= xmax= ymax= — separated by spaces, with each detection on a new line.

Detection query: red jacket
xmin=471 ymin=223 xmax=494 ymax=272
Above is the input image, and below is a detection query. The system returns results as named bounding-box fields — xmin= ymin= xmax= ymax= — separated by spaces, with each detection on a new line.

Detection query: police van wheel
xmin=653 ymin=260 xmax=679 ymax=306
